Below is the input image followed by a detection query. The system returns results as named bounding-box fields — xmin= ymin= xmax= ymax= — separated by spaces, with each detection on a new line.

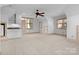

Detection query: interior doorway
xmin=39 ymin=22 xmax=42 ymax=33
xmin=39 ymin=22 xmax=48 ymax=33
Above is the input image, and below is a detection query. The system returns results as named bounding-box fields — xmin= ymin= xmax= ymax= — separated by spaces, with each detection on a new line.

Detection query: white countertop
xmin=7 ymin=24 xmax=21 ymax=28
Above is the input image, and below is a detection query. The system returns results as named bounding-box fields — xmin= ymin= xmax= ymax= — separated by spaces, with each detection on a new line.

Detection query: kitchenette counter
xmin=7 ymin=24 xmax=22 ymax=39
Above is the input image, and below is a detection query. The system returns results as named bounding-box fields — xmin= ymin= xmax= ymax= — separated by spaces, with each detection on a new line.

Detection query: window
xmin=57 ymin=19 xmax=67 ymax=29
xmin=26 ymin=19 xmax=32 ymax=29
xmin=21 ymin=17 xmax=33 ymax=29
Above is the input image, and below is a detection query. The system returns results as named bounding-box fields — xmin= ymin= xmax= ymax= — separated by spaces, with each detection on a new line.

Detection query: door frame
xmin=0 ymin=23 xmax=5 ymax=36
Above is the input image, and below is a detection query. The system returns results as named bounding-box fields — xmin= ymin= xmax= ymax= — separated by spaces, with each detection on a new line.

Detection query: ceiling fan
xmin=35 ymin=10 xmax=45 ymax=18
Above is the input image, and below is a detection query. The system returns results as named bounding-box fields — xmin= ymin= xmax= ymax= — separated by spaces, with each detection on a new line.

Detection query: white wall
xmin=65 ymin=5 xmax=79 ymax=40
xmin=46 ymin=16 xmax=54 ymax=33
xmin=66 ymin=15 xmax=79 ymax=40
xmin=1 ymin=5 xmax=16 ymax=23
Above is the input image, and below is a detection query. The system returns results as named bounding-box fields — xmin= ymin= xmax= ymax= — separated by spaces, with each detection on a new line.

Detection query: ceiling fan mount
xmin=35 ymin=10 xmax=45 ymax=18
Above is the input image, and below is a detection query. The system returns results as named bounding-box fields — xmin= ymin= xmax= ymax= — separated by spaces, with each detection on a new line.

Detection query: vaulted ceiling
xmin=0 ymin=4 xmax=68 ymax=17
xmin=12 ymin=4 xmax=68 ymax=17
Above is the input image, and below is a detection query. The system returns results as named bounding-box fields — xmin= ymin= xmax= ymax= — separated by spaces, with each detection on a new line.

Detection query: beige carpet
xmin=0 ymin=33 xmax=79 ymax=55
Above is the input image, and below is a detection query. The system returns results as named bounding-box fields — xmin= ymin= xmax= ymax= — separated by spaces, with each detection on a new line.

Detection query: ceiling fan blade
xmin=39 ymin=14 xmax=44 ymax=17
xmin=39 ymin=12 xmax=45 ymax=14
